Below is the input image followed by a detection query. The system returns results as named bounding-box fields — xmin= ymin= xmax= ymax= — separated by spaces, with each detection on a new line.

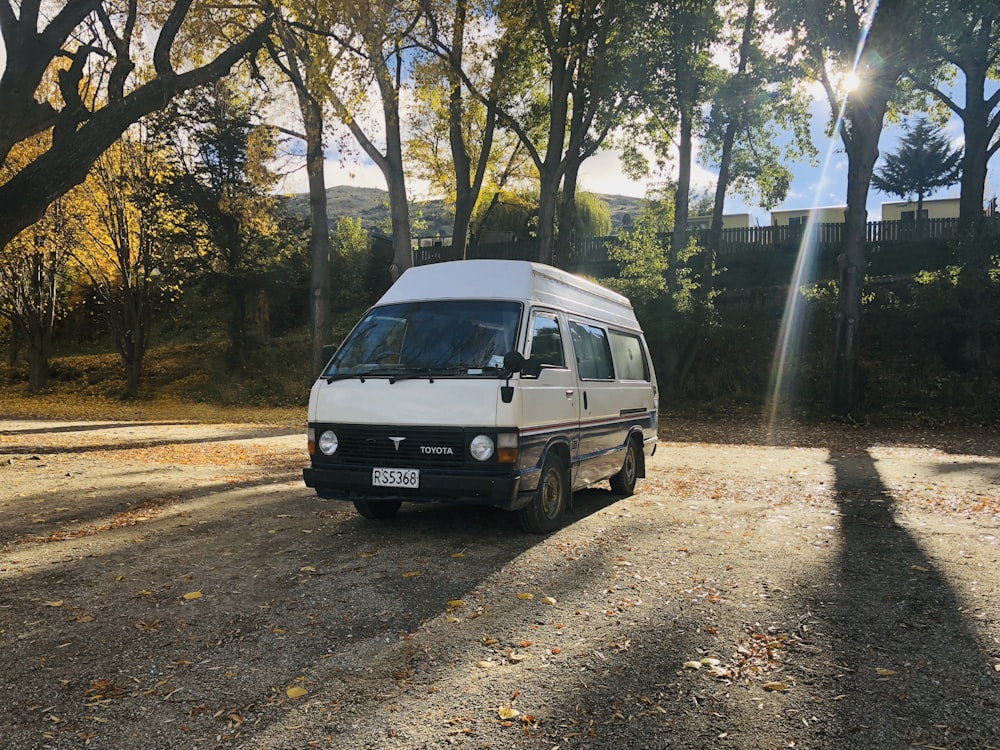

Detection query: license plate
xmin=372 ymin=467 xmax=419 ymax=488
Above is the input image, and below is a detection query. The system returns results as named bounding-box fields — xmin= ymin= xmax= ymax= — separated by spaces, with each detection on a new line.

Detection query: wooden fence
xmin=412 ymin=217 xmax=986 ymax=270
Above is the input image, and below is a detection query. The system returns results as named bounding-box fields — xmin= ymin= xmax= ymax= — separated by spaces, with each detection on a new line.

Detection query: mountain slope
xmin=281 ymin=185 xmax=645 ymax=238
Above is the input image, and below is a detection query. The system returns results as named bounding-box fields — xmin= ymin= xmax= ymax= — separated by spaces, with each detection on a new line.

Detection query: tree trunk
xmin=555 ymin=163 xmax=580 ymax=269
xmin=226 ymin=276 xmax=247 ymax=378
xmin=536 ymin=174 xmax=561 ymax=266
xmin=832 ymin=94 xmax=888 ymax=417
xmin=26 ymin=318 xmax=50 ymax=393
xmin=7 ymin=324 xmax=20 ymax=368
xmin=706 ymin=0 xmax=755 ymax=301
xmin=957 ymin=57 xmax=990 ymax=225
xmin=301 ymin=94 xmax=331 ymax=376
xmin=386 ymin=166 xmax=412 ymax=278
xmin=669 ymin=108 xmax=694 ymax=293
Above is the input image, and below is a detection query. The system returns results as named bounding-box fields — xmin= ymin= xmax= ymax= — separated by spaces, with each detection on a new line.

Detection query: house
xmin=770 ymin=206 xmax=847 ymax=226
xmin=881 ymin=197 xmax=960 ymax=222
xmin=686 ymin=213 xmax=752 ymax=230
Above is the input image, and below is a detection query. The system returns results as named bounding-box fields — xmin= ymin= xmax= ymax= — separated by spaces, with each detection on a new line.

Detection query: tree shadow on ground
xmin=660 ymin=414 xmax=1000 ymax=459
xmin=822 ymin=448 xmax=999 ymax=748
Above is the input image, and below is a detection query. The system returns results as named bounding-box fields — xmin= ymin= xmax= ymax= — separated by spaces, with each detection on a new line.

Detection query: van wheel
xmin=353 ymin=499 xmax=402 ymax=520
xmin=610 ymin=438 xmax=639 ymax=496
xmin=518 ymin=453 xmax=569 ymax=534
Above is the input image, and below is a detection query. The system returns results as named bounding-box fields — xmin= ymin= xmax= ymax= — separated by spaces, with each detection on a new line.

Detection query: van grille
xmin=333 ymin=425 xmax=466 ymax=468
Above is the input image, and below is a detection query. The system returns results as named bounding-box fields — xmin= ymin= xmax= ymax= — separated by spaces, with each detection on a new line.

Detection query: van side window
xmin=608 ymin=330 xmax=650 ymax=381
xmin=527 ymin=313 xmax=565 ymax=368
xmin=569 ymin=321 xmax=615 ymax=380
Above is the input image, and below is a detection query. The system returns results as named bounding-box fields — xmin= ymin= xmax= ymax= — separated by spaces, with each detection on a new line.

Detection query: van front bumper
xmin=303 ymin=465 xmax=526 ymax=510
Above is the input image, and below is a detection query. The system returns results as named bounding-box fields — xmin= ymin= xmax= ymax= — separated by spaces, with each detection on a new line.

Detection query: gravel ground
xmin=1 ymin=416 xmax=998 ymax=749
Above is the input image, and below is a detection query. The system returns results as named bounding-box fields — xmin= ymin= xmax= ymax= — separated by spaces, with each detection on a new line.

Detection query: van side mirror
xmin=322 ymin=344 xmax=338 ymax=364
xmin=502 ymin=351 xmax=526 ymax=374
xmin=521 ymin=358 xmax=542 ymax=378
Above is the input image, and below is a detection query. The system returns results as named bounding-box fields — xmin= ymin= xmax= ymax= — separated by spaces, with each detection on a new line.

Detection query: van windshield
xmin=325 ymin=300 xmax=522 ymax=379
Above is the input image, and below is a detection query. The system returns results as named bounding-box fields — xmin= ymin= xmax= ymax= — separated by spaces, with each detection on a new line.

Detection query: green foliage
xmin=330 ymin=217 xmax=377 ymax=311
xmin=602 ymin=192 xmax=717 ymax=395
xmin=872 ymin=117 xmax=962 ymax=203
xmin=571 ymin=192 xmax=612 ymax=238
xmin=473 ymin=190 xmax=537 ymax=239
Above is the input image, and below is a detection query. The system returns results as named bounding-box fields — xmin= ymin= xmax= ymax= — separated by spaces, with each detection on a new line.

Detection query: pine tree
xmin=872 ymin=118 xmax=962 ymax=226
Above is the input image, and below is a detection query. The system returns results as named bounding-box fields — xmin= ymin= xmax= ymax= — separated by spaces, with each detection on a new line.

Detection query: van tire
xmin=518 ymin=453 xmax=569 ymax=534
xmin=353 ymin=499 xmax=402 ymax=520
xmin=610 ymin=437 xmax=639 ymax=496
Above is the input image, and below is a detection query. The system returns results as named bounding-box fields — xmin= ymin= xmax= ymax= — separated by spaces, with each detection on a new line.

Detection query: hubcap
xmin=541 ymin=468 xmax=562 ymax=518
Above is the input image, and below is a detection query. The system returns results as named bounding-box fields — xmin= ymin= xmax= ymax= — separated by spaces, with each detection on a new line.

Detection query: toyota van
xmin=303 ymin=259 xmax=658 ymax=533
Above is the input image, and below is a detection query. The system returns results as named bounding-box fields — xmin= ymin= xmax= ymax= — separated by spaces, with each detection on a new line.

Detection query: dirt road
xmin=1 ymin=417 xmax=998 ymax=749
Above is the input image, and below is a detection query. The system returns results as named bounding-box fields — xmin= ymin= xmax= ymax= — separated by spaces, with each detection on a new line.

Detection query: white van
xmin=304 ymin=260 xmax=658 ymax=533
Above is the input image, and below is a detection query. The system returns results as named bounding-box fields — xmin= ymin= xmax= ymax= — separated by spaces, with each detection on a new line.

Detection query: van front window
xmin=325 ymin=300 xmax=522 ymax=378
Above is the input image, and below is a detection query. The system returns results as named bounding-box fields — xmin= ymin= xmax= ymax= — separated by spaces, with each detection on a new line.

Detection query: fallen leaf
xmin=876 ymin=668 xmax=896 ymax=676
xmin=402 ymin=570 xmax=423 ymax=578
xmin=476 ymin=660 xmax=496 ymax=669
xmin=700 ymin=657 xmax=721 ymax=666
xmin=762 ymin=681 xmax=788 ymax=692
xmin=299 ymin=566 xmax=316 ymax=572
xmin=43 ymin=600 xmax=64 ymax=607
xmin=540 ymin=596 xmax=557 ymax=605
xmin=498 ymin=706 xmax=520 ymax=719
xmin=286 ymin=686 xmax=308 ymax=699
xmin=182 ymin=591 xmax=202 ymax=600
xmin=910 ymin=564 xmax=929 ymax=572
xmin=683 ymin=661 xmax=703 ymax=669
xmin=446 ymin=616 xmax=460 ymax=623
xmin=447 ymin=599 xmax=465 ymax=608
xmin=451 ymin=552 xmax=465 ymax=559
xmin=517 ymin=593 xmax=534 ymax=600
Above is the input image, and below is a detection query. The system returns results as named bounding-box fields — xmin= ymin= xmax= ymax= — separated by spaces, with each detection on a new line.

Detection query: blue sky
xmin=280 ymin=87 xmax=998 ymax=227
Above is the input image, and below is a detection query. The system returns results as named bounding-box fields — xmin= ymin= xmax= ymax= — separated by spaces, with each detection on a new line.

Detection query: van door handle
xmin=565 ymin=389 xmax=574 ymax=399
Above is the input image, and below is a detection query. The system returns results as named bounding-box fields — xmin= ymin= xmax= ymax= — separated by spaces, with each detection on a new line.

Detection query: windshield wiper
xmin=387 ymin=365 xmax=461 ymax=383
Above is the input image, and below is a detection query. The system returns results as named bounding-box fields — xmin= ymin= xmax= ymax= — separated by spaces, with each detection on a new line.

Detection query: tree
xmin=267 ymin=5 xmax=334 ymax=375
xmin=411 ymin=0 xmax=503 ymax=261
xmin=775 ymin=0 xmax=928 ymax=417
xmin=0 ymin=0 xmax=273 ymax=252
xmin=622 ymin=0 xmax=720 ymax=293
xmin=464 ymin=0 xmax=638 ymax=267
xmin=570 ymin=192 xmax=612 ymax=238
xmin=158 ymin=80 xmax=286 ymax=376
xmin=603 ymin=187 xmax=710 ymax=399
xmin=872 ymin=117 xmax=962 ymax=226
xmin=293 ymin=0 xmax=421 ymax=279
xmin=700 ymin=0 xmax=816 ymax=300
xmin=0 ymin=137 xmax=73 ymax=392
xmin=70 ymin=132 xmax=171 ymax=398
xmin=906 ymin=0 xmax=1000 ymax=224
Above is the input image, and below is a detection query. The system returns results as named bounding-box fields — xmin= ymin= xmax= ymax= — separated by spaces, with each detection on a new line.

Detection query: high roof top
xmin=377 ymin=260 xmax=639 ymax=330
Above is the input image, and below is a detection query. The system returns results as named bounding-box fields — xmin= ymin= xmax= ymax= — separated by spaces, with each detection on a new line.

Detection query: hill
xmin=280 ymin=185 xmax=646 ymax=238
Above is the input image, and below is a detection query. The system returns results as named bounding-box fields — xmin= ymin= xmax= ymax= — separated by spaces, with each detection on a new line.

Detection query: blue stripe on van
xmin=520 ymin=410 xmax=653 ymax=438
xmin=516 ymin=411 xmax=655 ymax=476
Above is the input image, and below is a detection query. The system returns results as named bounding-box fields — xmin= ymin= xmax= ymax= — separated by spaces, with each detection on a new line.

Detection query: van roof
xmin=378 ymin=260 xmax=640 ymax=330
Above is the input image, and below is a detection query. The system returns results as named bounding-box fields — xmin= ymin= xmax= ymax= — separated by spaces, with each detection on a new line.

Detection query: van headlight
xmin=469 ymin=434 xmax=495 ymax=461
xmin=318 ymin=430 xmax=339 ymax=455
